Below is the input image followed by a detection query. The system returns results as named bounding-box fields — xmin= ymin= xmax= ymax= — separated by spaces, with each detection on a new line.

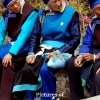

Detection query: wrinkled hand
xmin=26 ymin=54 xmax=36 ymax=64
xmin=2 ymin=53 xmax=12 ymax=67
xmin=74 ymin=55 xmax=84 ymax=67
xmin=47 ymin=52 xmax=56 ymax=59
xmin=83 ymin=53 xmax=94 ymax=62
xmin=96 ymin=68 xmax=100 ymax=74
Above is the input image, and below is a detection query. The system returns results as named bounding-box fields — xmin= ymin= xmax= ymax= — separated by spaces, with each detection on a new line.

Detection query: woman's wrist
xmin=96 ymin=53 xmax=100 ymax=60
xmin=77 ymin=54 xmax=83 ymax=58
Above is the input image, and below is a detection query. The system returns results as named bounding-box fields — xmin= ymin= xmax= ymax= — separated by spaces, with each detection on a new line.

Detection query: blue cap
xmin=43 ymin=0 xmax=49 ymax=4
xmin=3 ymin=0 xmax=13 ymax=7
xmin=88 ymin=0 xmax=100 ymax=8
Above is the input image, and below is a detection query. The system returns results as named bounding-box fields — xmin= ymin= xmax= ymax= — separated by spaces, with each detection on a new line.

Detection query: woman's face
xmin=48 ymin=0 xmax=63 ymax=12
xmin=7 ymin=0 xmax=21 ymax=13
xmin=93 ymin=4 xmax=100 ymax=18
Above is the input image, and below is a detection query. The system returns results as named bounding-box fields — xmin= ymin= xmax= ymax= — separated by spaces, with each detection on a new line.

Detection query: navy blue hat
xmin=43 ymin=0 xmax=49 ymax=4
xmin=88 ymin=0 xmax=100 ymax=8
xmin=3 ymin=0 xmax=13 ymax=7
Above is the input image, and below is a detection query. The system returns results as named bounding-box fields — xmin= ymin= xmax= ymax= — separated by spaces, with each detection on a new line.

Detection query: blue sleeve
xmin=58 ymin=12 xmax=80 ymax=54
xmin=9 ymin=11 xmax=38 ymax=55
xmin=0 ymin=16 xmax=6 ymax=46
xmin=79 ymin=25 xmax=93 ymax=53
xmin=28 ymin=16 xmax=41 ymax=54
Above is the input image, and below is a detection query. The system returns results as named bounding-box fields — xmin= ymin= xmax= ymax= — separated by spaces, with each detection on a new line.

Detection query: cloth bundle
xmin=46 ymin=53 xmax=72 ymax=69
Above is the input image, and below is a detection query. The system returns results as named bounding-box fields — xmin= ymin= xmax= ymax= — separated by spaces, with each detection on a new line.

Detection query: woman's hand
xmin=47 ymin=52 xmax=56 ymax=59
xmin=2 ymin=53 xmax=12 ymax=67
xmin=74 ymin=55 xmax=84 ymax=67
xmin=47 ymin=50 xmax=60 ymax=59
xmin=83 ymin=53 xmax=94 ymax=62
xmin=26 ymin=54 xmax=36 ymax=64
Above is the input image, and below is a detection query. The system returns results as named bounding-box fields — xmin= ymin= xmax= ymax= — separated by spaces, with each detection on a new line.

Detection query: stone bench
xmin=56 ymin=69 xmax=90 ymax=100
xmin=56 ymin=69 xmax=70 ymax=100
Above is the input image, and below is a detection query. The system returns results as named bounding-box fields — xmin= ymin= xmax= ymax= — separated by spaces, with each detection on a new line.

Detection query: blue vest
xmin=39 ymin=5 xmax=75 ymax=48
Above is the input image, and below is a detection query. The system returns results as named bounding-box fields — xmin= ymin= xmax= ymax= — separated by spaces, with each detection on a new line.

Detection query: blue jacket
xmin=79 ymin=18 xmax=100 ymax=54
xmin=0 ymin=11 xmax=38 ymax=55
xmin=28 ymin=5 xmax=81 ymax=54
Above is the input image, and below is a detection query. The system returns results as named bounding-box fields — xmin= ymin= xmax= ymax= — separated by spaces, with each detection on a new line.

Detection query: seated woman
xmin=13 ymin=0 xmax=81 ymax=100
xmin=0 ymin=0 xmax=38 ymax=100
xmin=66 ymin=0 xmax=100 ymax=100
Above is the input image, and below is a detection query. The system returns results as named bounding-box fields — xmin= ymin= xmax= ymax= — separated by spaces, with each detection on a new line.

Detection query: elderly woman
xmin=13 ymin=0 xmax=81 ymax=100
xmin=0 ymin=0 xmax=38 ymax=100
xmin=66 ymin=0 xmax=100 ymax=100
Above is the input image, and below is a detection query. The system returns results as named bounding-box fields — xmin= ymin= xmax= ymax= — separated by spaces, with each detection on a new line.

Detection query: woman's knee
xmin=66 ymin=57 xmax=76 ymax=70
xmin=40 ymin=63 xmax=55 ymax=77
xmin=92 ymin=61 xmax=100 ymax=73
xmin=95 ymin=73 xmax=100 ymax=83
xmin=40 ymin=63 xmax=49 ymax=75
xmin=22 ymin=64 xmax=31 ymax=74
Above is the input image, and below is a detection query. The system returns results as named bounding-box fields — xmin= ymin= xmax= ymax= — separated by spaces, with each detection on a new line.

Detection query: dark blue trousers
xmin=40 ymin=63 xmax=57 ymax=100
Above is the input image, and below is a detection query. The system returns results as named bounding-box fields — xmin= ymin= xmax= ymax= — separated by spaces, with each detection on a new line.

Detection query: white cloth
xmin=35 ymin=48 xmax=45 ymax=57
xmin=40 ymin=44 xmax=52 ymax=50
xmin=20 ymin=0 xmax=25 ymax=14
